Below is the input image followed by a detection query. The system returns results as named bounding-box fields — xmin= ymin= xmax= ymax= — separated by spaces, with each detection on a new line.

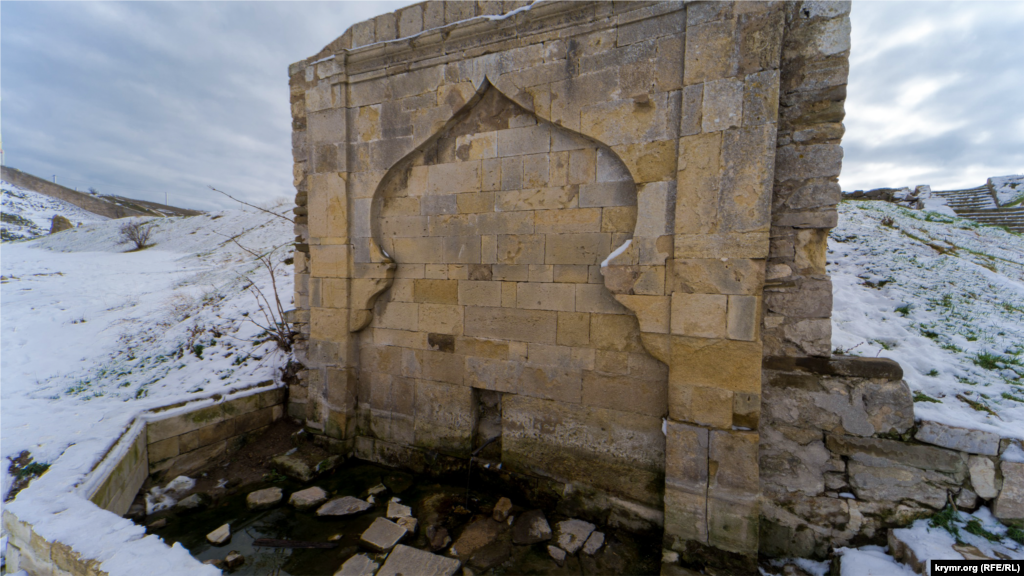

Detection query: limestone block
xmin=555 ymin=519 xmax=596 ymax=554
xmin=501 ymin=280 xmax=518 ymax=305
xmin=666 ymin=420 xmax=709 ymax=489
xmin=392 ymin=237 xmax=444 ymax=264
xmin=582 ymin=370 xmax=666 ymax=417
xmin=375 ymin=301 xmax=419 ymax=331
xmin=528 ymin=264 xmax=553 ymax=282
xmin=601 ymin=206 xmax=638 ymax=233
xmin=670 ymin=258 xmax=764 ymax=295
xmin=707 ymin=495 xmax=759 ymax=556
xmin=726 ymin=295 xmax=760 ymax=341
xmin=397 ymin=5 xmax=423 ymax=38
xmin=968 ymin=456 xmax=998 ymax=499
xmin=579 ymin=181 xmax=636 ymax=208
xmin=497 ymin=234 xmax=546 ymax=264
xmin=674 ymin=231 xmax=770 ymax=259
xmin=915 ymin=421 xmax=1000 ymax=456
xmin=497 ymin=124 xmax=550 ymax=157
xmin=847 ymin=460 xmax=952 ymax=509
xmin=576 ymin=283 xmax=629 ymax=314
xmin=478 ymin=211 xmax=534 ymax=234
xmin=336 ymin=554 xmax=380 ymax=576
xmin=289 ymin=486 xmax=328 ymax=510
xmin=665 ymin=484 xmax=709 ymax=544
xmin=635 ymin=181 xmax=673 ymax=237
xmin=994 ymin=462 xmax=1024 ymax=525
xmin=568 ymin=148 xmax=596 ymax=184
xmin=544 ymin=232 xmax=612 ymax=265
xmin=742 ymin=70 xmax=781 ymax=127
xmin=310 ymin=244 xmax=351 ymax=278
xmin=465 ymin=356 xmax=521 ymax=393
xmin=720 ymin=125 xmax=776 ymax=234
xmin=517 ymin=282 xmax=575 ymax=311
xmin=671 ymin=293 xmax=727 ymax=338
xmin=361 ymin=517 xmax=407 ymax=552
xmin=670 ymin=384 xmax=733 ymax=428
xmin=413 ymin=279 xmax=459 ymax=305
xmin=702 ymin=78 xmax=743 ymax=132
xmin=427 ymin=161 xmax=482 ymax=195
xmin=247 ymin=487 xmax=283 ymax=510
xmin=774 ymin=144 xmax=844 ymax=181
xmin=457 ymin=191 xmax=495 ymax=213
xmin=675 ymin=132 xmax=722 ymax=235
xmin=421 ymin=194 xmax=458 ymax=216
xmin=615 ymin=295 xmax=670 ymax=334
xmin=669 ymin=336 xmax=762 ymax=393
xmin=458 ymin=280 xmax=501 ymax=307
xmin=557 ymin=311 xmax=590 ymax=346
xmin=456 ymin=132 xmax=497 ymax=160
xmin=497 ymin=187 xmax=577 ymax=212
xmin=684 ymin=19 xmax=738 ymax=85
xmin=465 ymin=306 xmax=557 ymax=344
xmin=376 ymin=545 xmax=461 ymax=576
xmin=590 ymin=313 xmax=643 ymax=353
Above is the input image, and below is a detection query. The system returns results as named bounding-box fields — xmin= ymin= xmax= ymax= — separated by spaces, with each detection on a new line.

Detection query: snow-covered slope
xmin=829 ymin=200 xmax=1024 ymax=439
xmin=0 ymin=201 xmax=295 ymax=503
xmin=992 ymin=175 xmax=1024 ymax=207
xmin=1 ymin=180 xmax=108 ymax=241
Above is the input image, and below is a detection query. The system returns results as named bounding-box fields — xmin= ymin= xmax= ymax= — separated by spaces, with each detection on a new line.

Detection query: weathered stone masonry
xmin=284 ymin=0 xmax=914 ymax=569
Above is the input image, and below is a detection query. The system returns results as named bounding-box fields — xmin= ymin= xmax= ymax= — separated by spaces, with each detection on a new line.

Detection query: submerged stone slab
xmin=556 ymin=519 xmax=596 ymax=554
xmin=334 ymin=554 xmax=378 ymax=576
xmin=247 ymin=487 xmax=283 ymax=510
xmin=582 ymin=531 xmax=605 ymax=555
xmin=512 ymin=509 xmax=552 ymax=545
xmin=377 ymin=544 xmax=461 ymax=576
xmin=289 ymin=486 xmax=328 ymax=510
xmin=387 ymin=499 xmax=413 ymax=519
xmin=360 ymin=517 xmax=407 ymax=552
xmin=915 ymin=421 xmax=1000 ymax=455
xmin=317 ymin=496 xmax=372 ymax=517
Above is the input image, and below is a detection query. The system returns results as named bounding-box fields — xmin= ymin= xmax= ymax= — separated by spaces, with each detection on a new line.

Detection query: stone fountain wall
xmin=286 ymin=0 xmax=858 ymax=568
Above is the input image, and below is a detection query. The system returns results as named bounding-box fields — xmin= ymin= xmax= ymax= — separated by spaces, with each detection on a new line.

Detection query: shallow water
xmin=148 ymin=461 xmax=660 ymax=575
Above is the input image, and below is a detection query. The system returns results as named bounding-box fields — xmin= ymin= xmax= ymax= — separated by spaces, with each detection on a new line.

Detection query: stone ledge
xmin=763 ymin=355 xmax=903 ymax=381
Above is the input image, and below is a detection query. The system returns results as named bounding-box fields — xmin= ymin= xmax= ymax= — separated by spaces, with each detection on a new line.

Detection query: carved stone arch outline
xmin=354 ymin=76 xmax=669 ymax=367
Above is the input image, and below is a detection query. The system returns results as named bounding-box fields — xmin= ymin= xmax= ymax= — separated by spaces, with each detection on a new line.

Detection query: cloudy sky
xmin=2 ymin=2 xmax=1022 ymax=211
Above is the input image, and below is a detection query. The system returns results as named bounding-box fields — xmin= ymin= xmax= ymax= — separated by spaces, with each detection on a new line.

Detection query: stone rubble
xmin=223 ymin=551 xmax=245 ymax=570
xmin=511 ymin=510 xmax=552 ymax=545
xmin=376 ymin=544 xmax=461 ymax=576
xmin=395 ymin=516 xmax=419 ymax=535
xmin=492 ymin=497 xmax=513 ymax=522
xmin=386 ymin=498 xmax=413 ymax=519
xmin=271 ymin=453 xmax=315 ymax=482
xmin=582 ymin=531 xmax=605 ymax=555
xmin=994 ymin=462 xmax=1024 ymax=524
xmin=289 ymin=486 xmax=328 ymax=510
xmin=246 ymin=487 xmax=283 ymax=510
xmin=968 ymin=456 xmax=999 ymax=499
xmin=555 ymin=519 xmax=596 ymax=554
xmin=360 ymin=517 xmax=408 ymax=552
xmin=334 ymin=554 xmax=379 ymax=576
xmin=547 ymin=545 xmax=566 ymax=566
xmin=317 ymin=496 xmax=373 ymax=517
xmin=428 ymin=526 xmax=451 ymax=551
xmin=206 ymin=523 xmax=231 ymax=546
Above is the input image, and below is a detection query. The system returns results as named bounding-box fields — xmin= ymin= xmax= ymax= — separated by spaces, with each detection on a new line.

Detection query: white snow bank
xmin=829 ymin=200 xmax=1024 ymax=439
xmin=2 ymin=179 xmax=108 ymax=242
xmin=835 ymin=546 xmax=917 ymax=576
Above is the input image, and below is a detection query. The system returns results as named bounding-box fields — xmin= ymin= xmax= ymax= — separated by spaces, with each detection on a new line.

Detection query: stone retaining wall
xmin=2 ymin=384 xmax=286 ymax=576
xmin=760 ymin=355 xmax=1024 ymax=559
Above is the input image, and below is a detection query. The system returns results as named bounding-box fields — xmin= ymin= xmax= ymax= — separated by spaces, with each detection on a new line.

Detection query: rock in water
xmin=395 ymin=516 xmax=418 ymax=535
xmin=376 ymin=544 xmax=461 ymax=576
xmin=206 ymin=523 xmax=231 ymax=546
xmin=512 ymin=510 xmax=552 ymax=545
xmin=334 ymin=554 xmax=379 ymax=576
xmin=360 ymin=517 xmax=408 ymax=552
xmin=289 ymin=486 xmax=328 ymax=510
xmin=223 ymin=551 xmax=245 ymax=569
xmin=387 ymin=499 xmax=413 ymax=519
xmin=247 ymin=487 xmax=283 ymax=510
xmin=176 ymin=493 xmax=208 ymax=511
xmin=582 ymin=531 xmax=605 ymax=555
xmin=548 ymin=545 xmax=566 ymax=566
xmin=452 ymin=518 xmax=505 ymax=558
xmin=427 ymin=526 xmax=451 ymax=551
xmin=49 ymin=215 xmax=72 ymax=234
xmin=317 ymin=496 xmax=372 ymax=517
xmin=556 ymin=519 xmax=596 ymax=554
xmin=492 ymin=497 xmax=513 ymax=522
xmin=271 ymin=453 xmax=314 ymax=482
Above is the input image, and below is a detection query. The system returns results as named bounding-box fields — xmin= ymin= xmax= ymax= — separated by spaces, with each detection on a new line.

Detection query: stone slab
xmin=512 ymin=509 xmax=552 ymax=545
xmin=247 ymin=487 xmax=283 ymax=510
xmin=556 ymin=519 xmax=596 ymax=554
xmin=317 ymin=496 xmax=373 ymax=517
xmin=915 ymin=421 xmax=1000 ymax=455
xmin=360 ymin=517 xmax=407 ymax=552
xmin=334 ymin=554 xmax=379 ymax=576
xmin=376 ymin=544 xmax=461 ymax=576
xmin=289 ymin=486 xmax=328 ymax=510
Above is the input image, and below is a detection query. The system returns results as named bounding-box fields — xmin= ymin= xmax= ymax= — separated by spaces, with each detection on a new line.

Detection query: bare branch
xmin=209 ymin=186 xmax=294 ymax=224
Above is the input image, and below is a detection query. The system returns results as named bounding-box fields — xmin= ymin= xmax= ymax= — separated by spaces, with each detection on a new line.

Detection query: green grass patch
xmin=964 ymin=519 xmax=1002 ymax=542
xmin=913 ymin=391 xmax=941 ymax=403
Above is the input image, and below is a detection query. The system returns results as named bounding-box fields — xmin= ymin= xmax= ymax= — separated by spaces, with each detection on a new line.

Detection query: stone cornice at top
xmin=289 ymin=1 xmax=689 ymax=79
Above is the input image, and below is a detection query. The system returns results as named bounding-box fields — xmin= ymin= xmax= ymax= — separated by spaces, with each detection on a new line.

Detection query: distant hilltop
xmin=0 ymin=166 xmax=204 ymax=220
xmin=842 ymin=175 xmax=1024 ymax=233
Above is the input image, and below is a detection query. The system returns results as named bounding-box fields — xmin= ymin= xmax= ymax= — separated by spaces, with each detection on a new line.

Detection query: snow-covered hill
xmin=1 ymin=199 xmax=295 ymax=504
xmin=829 ymin=200 xmax=1024 ymax=439
xmin=1 ymin=180 xmax=108 ymax=241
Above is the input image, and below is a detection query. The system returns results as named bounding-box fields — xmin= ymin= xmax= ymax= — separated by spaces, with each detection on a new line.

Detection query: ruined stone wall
xmin=287 ymin=1 xmax=851 ymax=568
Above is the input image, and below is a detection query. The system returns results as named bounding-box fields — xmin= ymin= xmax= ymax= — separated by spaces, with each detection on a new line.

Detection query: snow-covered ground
xmin=829 ymin=199 xmax=1024 ymax=440
xmin=1 ymin=180 xmax=108 ymax=241
xmin=992 ymin=175 xmax=1024 ymax=207
xmin=1 ymin=197 xmax=296 ymax=505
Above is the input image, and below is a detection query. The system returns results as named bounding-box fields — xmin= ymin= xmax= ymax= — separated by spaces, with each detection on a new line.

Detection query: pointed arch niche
xmin=351 ymin=83 xmax=668 ymax=507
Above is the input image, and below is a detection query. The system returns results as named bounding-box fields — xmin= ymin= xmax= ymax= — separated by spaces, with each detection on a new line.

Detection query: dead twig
xmin=209 ymin=186 xmax=294 ymax=224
